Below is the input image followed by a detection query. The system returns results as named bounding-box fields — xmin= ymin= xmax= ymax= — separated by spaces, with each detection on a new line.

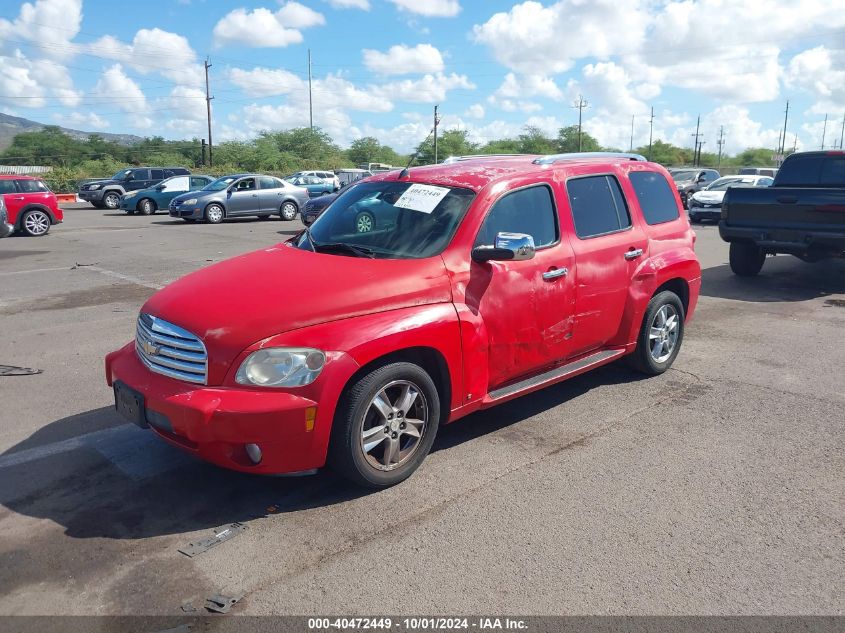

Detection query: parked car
xmin=301 ymin=182 xmax=356 ymax=226
xmin=120 ymin=175 xmax=214 ymax=215
xmin=720 ymin=150 xmax=845 ymax=276
xmin=290 ymin=170 xmax=340 ymax=190
xmin=0 ymin=175 xmax=63 ymax=236
xmin=335 ymin=168 xmax=372 ymax=187
xmin=737 ymin=167 xmax=778 ymax=177
xmin=79 ymin=167 xmax=190 ymax=210
xmin=0 ymin=195 xmax=12 ymax=238
xmin=671 ymin=168 xmax=720 ymax=208
xmin=169 ymin=174 xmax=309 ymax=223
xmin=687 ymin=175 xmax=773 ymax=223
xmin=287 ymin=175 xmax=336 ymax=197
xmin=107 ymin=153 xmax=700 ymax=488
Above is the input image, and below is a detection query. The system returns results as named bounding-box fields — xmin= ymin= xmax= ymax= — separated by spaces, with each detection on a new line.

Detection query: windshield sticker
xmin=393 ymin=184 xmax=450 ymax=214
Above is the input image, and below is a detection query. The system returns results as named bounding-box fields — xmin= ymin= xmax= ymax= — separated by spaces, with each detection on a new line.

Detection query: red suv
xmin=0 ymin=175 xmax=63 ymax=236
xmin=106 ymin=153 xmax=701 ymax=488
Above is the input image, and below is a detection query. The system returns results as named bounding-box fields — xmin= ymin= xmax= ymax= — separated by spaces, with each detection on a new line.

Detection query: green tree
xmin=480 ymin=138 xmax=521 ymax=154
xmin=516 ymin=126 xmax=556 ymax=154
xmin=731 ymin=147 xmax=778 ymax=168
xmin=413 ymin=129 xmax=478 ymax=165
xmin=556 ymin=125 xmax=601 ymax=153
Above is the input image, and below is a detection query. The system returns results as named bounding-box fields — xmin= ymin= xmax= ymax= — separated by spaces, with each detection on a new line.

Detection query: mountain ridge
xmin=0 ymin=112 xmax=145 ymax=154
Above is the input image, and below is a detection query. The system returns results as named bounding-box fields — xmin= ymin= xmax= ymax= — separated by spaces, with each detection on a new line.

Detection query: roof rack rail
xmin=441 ymin=154 xmax=528 ymax=164
xmin=533 ymin=152 xmax=647 ymax=165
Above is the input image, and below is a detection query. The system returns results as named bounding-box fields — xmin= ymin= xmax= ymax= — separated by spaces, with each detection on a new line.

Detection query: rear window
xmin=775 ymin=154 xmax=845 ymax=186
xmin=567 ymin=175 xmax=631 ymax=239
xmin=16 ymin=179 xmax=50 ymax=193
xmin=628 ymin=171 xmax=680 ymax=225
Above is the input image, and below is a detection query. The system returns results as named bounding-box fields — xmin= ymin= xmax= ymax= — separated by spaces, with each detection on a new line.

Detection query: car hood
xmin=84 ymin=179 xmax=118 ymax=187
xmin=141 ymin=244 xmax=452 ymax=383
xmin=307 ymin=192 xmax=339 ymax=206
xmin=692 ymin=190 xmax=726 ymax=203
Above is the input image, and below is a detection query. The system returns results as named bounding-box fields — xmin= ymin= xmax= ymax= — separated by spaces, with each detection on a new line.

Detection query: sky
xmin=0 ymin=0 xmax=844 ymax=155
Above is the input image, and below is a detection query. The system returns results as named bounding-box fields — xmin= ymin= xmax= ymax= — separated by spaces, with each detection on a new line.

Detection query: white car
xmin=289 ymin=170 xmax=340 ymax=191
xmin=687 ymin=174 xmax=774 ymax=223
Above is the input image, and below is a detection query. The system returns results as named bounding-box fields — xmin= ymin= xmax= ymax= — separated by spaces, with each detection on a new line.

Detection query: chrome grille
xmin=135 ymin=313 xmax=207 ymax=384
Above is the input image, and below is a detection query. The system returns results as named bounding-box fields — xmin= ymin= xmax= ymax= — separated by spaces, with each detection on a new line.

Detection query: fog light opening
xmin=245 ymin=443 xmax=262 ymax=464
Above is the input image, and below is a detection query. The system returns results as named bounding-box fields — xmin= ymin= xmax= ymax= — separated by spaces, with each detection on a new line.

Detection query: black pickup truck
xmin=719 ymin=151 xmax=845 ymax=276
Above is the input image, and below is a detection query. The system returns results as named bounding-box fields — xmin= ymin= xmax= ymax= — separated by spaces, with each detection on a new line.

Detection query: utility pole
xmin=697 ymin=141 xmax=706 ymax=167
xmin=793 ymin=133 xmax=798 ymax=154
xmin=308 ymin=48 xmax=313 ymax=131
xmin=204 ymin=57 xmax=214 ymax=167
xmin=648 ymin=107 xmax=654 ymax=161
xmin=433 ymin=104 xmax=441 ymax=163
xmin=779 ymin=100 xmax=789 ymax=159
xmin=839 ymin=112 xmax=845 ymax=151
xmin=629 ymin=114 xmax=635 ymax=152
xmin=717 ymin=125 xmax=725 ymax=169
xmin=201 ymin=139 xmax=207 ymax=167
xmin=571 ymin=95 xmax=588 ymax=151
xmin=691 ymin=114 xmax=702 ymax=167
xmin=821 ymin=113 xmax=828 ymax=149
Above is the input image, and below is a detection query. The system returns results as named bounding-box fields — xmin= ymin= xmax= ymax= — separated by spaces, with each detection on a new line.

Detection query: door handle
xmin=624 ymin=248 xmax=644 ymax=260
xmin=542 ymin=267 xmax=568 ymax=280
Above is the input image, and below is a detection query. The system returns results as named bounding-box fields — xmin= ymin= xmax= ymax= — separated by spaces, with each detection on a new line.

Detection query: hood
xmin=692 ymin=190 xmax=726 ymax=203
xmin=172 ymin=189 xmax=215 ymax=203
xmin=84 ymin=179 xmax=117 ymax=187
xmin=307 ymin=192 xmax=338 ymax=206
xmin=141 ymin=244 xmax=451 ymax=384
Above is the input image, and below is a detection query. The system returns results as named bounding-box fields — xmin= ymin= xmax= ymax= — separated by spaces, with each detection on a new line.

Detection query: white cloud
xmin=387 ymin=0 xmax=460 ymax=17
xmin=93 ymin=64 xmax=152 ymax=129
xmin=363 ymin=44 xmax=444 ymax=76
xmin=54 ymin=111 xmax=110 ymax=130
xmin=327 ymin=0 xmax=370 ymax=8
xmin=494 ymin=73 xmax=564 ymax=102
xmin=0 ymin=0 xmax=83 ymax=59
xmin=378 ymin=72 xmax=474 ymax=103
xmin=213 ymin=2 xmax=324 ymax=48
xmin=465 ymin=103 xmax=485 ymax=119
xmin=786 ymin=46 xmax=845 ymax=115
xmin=0 ymin=51 xmax=80 ymax=109
xmin=227 ymin=67 xmax=304 ymax=98
xmin=487 ymin=95 xmax=542 ymax=113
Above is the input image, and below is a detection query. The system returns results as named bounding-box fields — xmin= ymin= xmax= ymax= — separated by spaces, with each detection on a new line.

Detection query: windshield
xmin=294 ymin=180 xmax=475 ymax=259
xmin=203 ymin=176 xmax=238 ymax=191
xmin=705 ymin=177 xmax=752 ymax=191
xmin=111 ymin=169 xmax=133 ymax=181
xmin=671 ymin=170 xmax=697 ymax=182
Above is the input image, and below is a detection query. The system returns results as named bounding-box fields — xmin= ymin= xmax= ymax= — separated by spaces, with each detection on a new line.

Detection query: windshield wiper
xmin=301 ymin=226 xmax=317 ymax=252
xmin=313 ymin=241 xmax=376 ymax=258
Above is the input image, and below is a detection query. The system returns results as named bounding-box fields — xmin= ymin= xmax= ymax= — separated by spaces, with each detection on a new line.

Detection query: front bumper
xmin=105 ymin=342 xmax=355 ymax=474
xmin=169 ymin=202 xmax=204 ymax=219
xmin=120 ymin=196 xmax=138 ymax=211
xmin=79 ymin=189 xmax=105 ymax=203
xmin=688 ymin=204 xmax=721 ymax=220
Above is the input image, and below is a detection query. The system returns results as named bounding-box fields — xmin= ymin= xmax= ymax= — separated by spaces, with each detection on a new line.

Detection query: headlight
xmin=236 ymin=347 xmax=325 ymax=387
xmin=88 ymin=184 xmax=101 ymax=190
xmin=688 ymin=198 xmax=700 ymax=207
xmin=123 ymin=190 xmax=138 ymax=199
xmin=182 ymin=198 xmax=198 ymax=205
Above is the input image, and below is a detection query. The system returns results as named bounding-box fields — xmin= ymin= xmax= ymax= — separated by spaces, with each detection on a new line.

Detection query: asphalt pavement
xmin=0 ymin=203 xmax=842 ymax=615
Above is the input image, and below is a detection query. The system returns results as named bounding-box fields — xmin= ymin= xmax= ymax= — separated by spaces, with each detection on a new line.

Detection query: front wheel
xmin=137 ymin=198 xmax=156 ymax=215
xmin=329 ymin=362 xmax=440 ymax=488
xmin=729 ymin=242 xmax=765 ymax=276
xmin=204 ymin=203 xmax=224 ymax=224
xmin=280 ymin=201 xmax=298 ymax=221
xmin=626 ymin=290 xmax=685 ymax=375
xmin=103 ymin=191 xmax=121 ymax=210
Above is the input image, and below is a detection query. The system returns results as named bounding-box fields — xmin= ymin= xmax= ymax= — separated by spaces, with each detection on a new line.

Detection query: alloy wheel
xmin=23 ymin=210 xmax=50 ymax=236
xmin=359 ymin=380 xmax=428 ymax=471
xmin=649 ymin=304 xmax=679 ymax=363
xmin=356 ymin=213 xmax=373 ymax=233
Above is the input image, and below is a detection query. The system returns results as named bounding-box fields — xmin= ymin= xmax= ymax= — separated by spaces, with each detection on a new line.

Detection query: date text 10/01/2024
xmin=307 ymin=618 xmax=529 ymax=630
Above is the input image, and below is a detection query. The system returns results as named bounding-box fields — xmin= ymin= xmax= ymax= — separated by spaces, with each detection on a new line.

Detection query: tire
xmin=20 ymin=209 xmax=51 ymax=237
xmin=280 ymin=201 xmax=298 ymax=221
xmin=257 ymin=214 xmax=272 ymax=221
xmin=92 ymin=201 xmax=105 ymax=209
xmin=137 ymin=198 xmax=156 ymax=215
xmin=688 ymin=213 xmax=698 ymax=224
xmin=355 ymin=211 xmax=375 ymax=233
xmin=729 ymin=242 xmax=765 ymax=277
xmin=328 ymin=362 xmax=441 ymax=488
xmin=103 ymin=191 xmax=121 ymax=210
xmin=626 ymin=290 xmax=685 ymax=375
xmin=204 ymin=203 xmax=224 ymax=224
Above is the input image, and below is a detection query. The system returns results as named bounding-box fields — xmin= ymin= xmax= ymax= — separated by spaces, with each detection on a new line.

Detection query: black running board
xmin=488 ymin=348 xmax=625 ymax=401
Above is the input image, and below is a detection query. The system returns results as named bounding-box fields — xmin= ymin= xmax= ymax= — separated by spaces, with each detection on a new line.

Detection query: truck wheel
xmin=21 ymin=209 xmax=51 ymax=236
xmin=204 ymin=203 xmax=224 ymax=224
xmin=729 ymin=242 xmax=765 ymax=277
xmin=138 ymin=198 xmax=156 ymax=215
xmin=626 ymin=290 xmax=685 ymax=376
xmin=329 ymin=362 xmax=440 ymax=488
xmin=103 ymin=191 xmax=121 ymax=210
xmin=280 ymin=201 xmax=298 ymax=221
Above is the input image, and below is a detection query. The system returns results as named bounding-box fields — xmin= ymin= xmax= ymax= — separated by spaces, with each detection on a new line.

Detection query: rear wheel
xmin=204 ymin=203 xmax=224 ymax=224
xmin=20 ymin=209 xmax=51 ymax=236
xmin=626 ymin=291 xmax=684 ymax=375
xmin=280 ymin=201 xmax=298 ymax=221
xmin=138 ymin=198 xmax=156 ymax=215
xmin=729 ymin=242 xmax=765 ymax=276
xmin=329 ymin=362 xmax=440 ymax=488
xmin=103 ymin=191 xmax=121 ymax=210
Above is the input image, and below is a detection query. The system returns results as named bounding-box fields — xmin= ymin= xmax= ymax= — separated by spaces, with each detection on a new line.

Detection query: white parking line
xmin=86 ymin=266 xmax=164 ymax=290
xmin=0 ymin=266 xmax=72 ymax=276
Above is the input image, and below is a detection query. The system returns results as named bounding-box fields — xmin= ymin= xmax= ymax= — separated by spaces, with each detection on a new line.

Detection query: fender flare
xmin=16 ymin=203 xmax=56 ymax=228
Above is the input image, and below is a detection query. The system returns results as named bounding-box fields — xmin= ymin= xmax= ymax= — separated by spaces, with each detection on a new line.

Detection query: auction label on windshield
xmin=394 ymin=184 xmax=450 ymax=214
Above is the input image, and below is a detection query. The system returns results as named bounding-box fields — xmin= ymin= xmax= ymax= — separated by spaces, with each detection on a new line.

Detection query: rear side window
xmin=628 ymin=171 xmax=680 ymax=225
xmin=820 ymin=156 xmax=845 ymax=185
xmin=190 ymin=177 xmax=209 ymax=188
xmin=0 ymin=180 xmax=16 ymax=194
xmin=776 ymin=155 xmax=822 ymax=185
xmin=16 ymin=179 xmax=49 ymax=193
xmin=475 ymin=185 xmax=558 ymax=248
xmin=150 ymin=169 xmax=164 ymax=180
xmin=566 ymin=175 xmax=631 ymax=239
xmin=258 ymin=176 xmax=277 ymax=189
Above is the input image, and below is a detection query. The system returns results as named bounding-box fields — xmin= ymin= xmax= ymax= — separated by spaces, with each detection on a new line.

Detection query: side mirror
xmin=697 ymin=176 xmax=707 ymax=183
xmin=155 ymin=184 xmax=165 ymax=191
xmin=472 ymin=232 xmax=536 ymax=263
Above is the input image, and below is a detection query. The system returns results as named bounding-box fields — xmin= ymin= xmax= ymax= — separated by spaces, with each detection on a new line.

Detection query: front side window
xmin=203 ymin=176 xmax=238 ymax=191
xmin=162 ymin=176 xmax=189 ymax=192
xmin=567 ymin=175 xmax=631 ymax=238
xmin=475 ymin=185 xmax=558 ymax=248
xmin=628 ymin=171 xmax=679 ymax=225
xmin=295 ymin=180 xmax=475 ymax=259
xmin=234 ymin=178 xmax=256 ymax=191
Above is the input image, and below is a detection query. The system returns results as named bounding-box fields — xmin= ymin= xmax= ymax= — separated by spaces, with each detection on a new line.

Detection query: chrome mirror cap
xmin=494 ymin=232 xmax=536 ymax=261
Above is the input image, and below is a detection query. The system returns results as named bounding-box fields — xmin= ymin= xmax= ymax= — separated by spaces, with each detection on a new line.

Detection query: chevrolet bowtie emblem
xmin=142 ymin=339 xmax=160 ymax=356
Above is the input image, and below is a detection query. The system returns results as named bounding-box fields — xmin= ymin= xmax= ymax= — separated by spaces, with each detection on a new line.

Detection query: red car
xmin=0 ymin=175 xmax=63 ymax=236
xmin=106 ymin=153 xmax=701 ymax=488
